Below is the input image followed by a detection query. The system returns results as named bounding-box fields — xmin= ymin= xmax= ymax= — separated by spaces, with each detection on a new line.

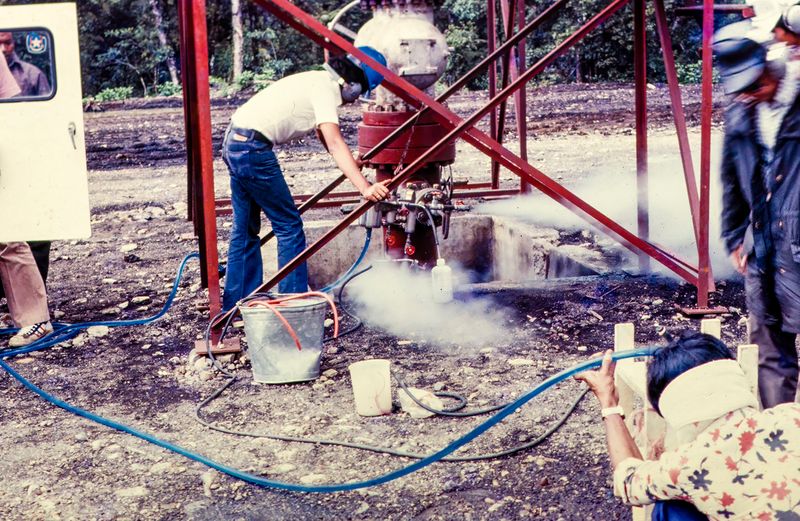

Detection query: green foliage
xmin=0 ymin=0 xmax=716 ymax=96
xmin=155 ymin=82 xmax=182 ymax=97
xmin=93 ymin=86 xmax=135 ymax=102
xmin=444 ymin=23 xmax=487 ymax=89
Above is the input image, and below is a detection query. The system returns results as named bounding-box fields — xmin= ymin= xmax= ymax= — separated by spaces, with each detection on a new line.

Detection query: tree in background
xmin=0 ymin=0 xmax=710 ymax=97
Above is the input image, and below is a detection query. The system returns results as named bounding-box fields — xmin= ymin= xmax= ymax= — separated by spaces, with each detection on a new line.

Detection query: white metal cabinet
xmin=0 ymin=2 xmax=90 ymax=241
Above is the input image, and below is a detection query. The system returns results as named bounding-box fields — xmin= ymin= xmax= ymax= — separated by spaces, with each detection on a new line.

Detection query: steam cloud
xmin=344 ymin=262 xmax=510 ymax=348
xmin=476 ymin=139 xmax=735 ymax=279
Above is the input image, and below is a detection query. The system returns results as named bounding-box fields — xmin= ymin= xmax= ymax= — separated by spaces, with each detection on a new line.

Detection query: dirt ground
xmin=0 ymin=84 xmax=748 ymax=521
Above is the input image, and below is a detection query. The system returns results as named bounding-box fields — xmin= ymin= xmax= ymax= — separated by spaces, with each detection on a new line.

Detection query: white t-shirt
xmin=230 ymin=70 xmax=342 ymax=145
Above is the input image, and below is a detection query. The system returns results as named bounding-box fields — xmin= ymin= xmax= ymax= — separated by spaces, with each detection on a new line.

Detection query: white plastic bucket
xmin=348 ymin=359 xmax=392 ymax=416
xmin=239 ymin=296 xmax=327 ymax=384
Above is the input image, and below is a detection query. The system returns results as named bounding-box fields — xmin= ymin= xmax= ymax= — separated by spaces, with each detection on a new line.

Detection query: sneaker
xmin=8 ymin=321 xmax=53 ymax=348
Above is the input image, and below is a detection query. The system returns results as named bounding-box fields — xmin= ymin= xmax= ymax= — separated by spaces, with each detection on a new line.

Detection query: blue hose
xmin=319 ymin=228 xmax=372 ymax=293
xmin=0 ymin=347 xmax=656 ymax=493
xmin=0 ymin=253 xmax=200 ymax=359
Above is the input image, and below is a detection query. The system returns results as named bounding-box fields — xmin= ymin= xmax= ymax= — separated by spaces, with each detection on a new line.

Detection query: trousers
xmin=0 ymin=242 xmax=50 ymax=326
xmin=745 ymin=248 xmax=800 ymax=408
xmin=221 ymin=127 xmax=308 ymax=311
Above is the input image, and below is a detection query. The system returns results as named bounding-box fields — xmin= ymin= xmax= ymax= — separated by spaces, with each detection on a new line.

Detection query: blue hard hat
xmin=348 ymin=46 xmax=387 ymax=93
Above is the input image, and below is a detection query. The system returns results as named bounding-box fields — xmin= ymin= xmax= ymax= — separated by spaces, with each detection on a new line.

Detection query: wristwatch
xmin=601 ymin=405 xmax=625 ymax=419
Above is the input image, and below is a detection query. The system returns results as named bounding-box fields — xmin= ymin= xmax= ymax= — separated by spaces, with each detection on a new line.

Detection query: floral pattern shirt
xmin=613 ymin=403 xmax=800 ymax=520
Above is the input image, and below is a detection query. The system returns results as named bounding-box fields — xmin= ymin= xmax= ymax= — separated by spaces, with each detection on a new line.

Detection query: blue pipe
xmin=0 ymin=253 xmax=200 ymax=359
xmin=0 ymin=347 xmax=656 ymax=493
xmin=319 ymin=228 xmax=372 ymax=293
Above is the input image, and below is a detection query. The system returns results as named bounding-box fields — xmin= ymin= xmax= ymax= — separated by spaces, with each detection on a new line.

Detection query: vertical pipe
xmin=185 ymin=0 xmax=222 ymax=320
xmin=492 ymin=0 xmax=517 ymax=186
xmin=653 ymin=0 xmax=701 ymax=241
xmin=697 ymin=0 xmax=713 ymax=307
xmin=634 ymin=0 xmax=649 ymax=272
xmin=516 ymin=0 xmax=530 ymax=193
xmin=178 ymin=0 xmax=196 ymax=225
xmin=488 ymin=0 xmax=500 ymax=188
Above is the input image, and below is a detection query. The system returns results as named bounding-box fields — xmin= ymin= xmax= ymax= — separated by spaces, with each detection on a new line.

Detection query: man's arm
xmin=719 ymin=121 xmax=750 ymax=274
xmin=575 ymin=352 xmax=692 ymax=507
xmin=575 ymin=350 xmax=643 ymax=467
xmin=317 ymin=122 xmax=389 ymax=202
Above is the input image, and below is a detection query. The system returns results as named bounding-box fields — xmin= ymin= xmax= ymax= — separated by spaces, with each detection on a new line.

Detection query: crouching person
xmin=576 ymin=332 xmax=800 ymax=520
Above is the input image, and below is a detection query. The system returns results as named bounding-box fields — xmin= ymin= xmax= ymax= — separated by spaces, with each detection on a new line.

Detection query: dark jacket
xmin=720 ymin=96 xmax=800 ymax=264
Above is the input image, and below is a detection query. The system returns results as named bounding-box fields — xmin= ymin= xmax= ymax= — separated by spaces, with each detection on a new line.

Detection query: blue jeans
xmin=222 ymin=128 xmax=308 ymax=311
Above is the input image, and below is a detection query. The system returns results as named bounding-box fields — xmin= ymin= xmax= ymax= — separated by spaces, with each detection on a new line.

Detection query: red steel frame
xmin=179 ymin=0 xmax=221 ymax=320
xmin=180 ymin=0 xmax=721 ymax=328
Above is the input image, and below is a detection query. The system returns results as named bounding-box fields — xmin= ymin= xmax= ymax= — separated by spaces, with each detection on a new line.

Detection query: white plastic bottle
xmin=431 ymin=258 xmax=453 ymax=303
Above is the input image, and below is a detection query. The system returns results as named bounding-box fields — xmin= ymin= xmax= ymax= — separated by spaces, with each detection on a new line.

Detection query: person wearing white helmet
xmin=715 ymin=20 xmax=800 ymax=409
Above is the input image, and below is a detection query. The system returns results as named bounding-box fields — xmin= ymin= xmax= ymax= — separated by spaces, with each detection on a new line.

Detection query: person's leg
xmin=746 ymin=267 xmax=798 ymax=407
xmin=222 ymin=177 xmax=264 ymax=311
xmin=221 ymin=132 xmax=267 ymax=312
xmin=27 ymin=241 xmax=51 ymax=282
xmin=0 ymin=242 xmax=50 ymax=326
xmin=768 ymin=246 xmax=800 ymax=405
xmin=245 ymin=147 xmax=308 ymax=293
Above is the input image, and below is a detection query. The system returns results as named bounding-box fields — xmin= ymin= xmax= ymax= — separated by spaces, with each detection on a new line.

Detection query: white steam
xmin=345 ymin=262 xmax=510 ymax=348
xmin=476 ymin=138 xmax=735 ymax=279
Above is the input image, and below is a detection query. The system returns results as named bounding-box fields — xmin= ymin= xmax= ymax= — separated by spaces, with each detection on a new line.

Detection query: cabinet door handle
xmin=68 ymin=122 xmax=77 ymax=150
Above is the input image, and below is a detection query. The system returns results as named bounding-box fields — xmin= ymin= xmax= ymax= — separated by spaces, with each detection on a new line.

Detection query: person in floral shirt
xmin=576 ymin=332 xmax=800 ymax=520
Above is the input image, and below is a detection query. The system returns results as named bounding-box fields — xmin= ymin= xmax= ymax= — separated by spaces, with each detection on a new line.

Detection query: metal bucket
xmin=239 ymin=296 xmax=328 ymax=384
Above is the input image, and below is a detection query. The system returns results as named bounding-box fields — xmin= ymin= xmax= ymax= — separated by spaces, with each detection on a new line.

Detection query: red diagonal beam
xmin=654 ymin=0 xmax=701 ymax=240
xmin=255 ymin=0 xmax=696 ymax=275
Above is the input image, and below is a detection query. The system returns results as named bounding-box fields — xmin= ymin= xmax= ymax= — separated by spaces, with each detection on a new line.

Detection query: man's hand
xmin=574 ymin=350 xmax=619 ymax=408
xmin=729 ymin=244 xmax=747 ymax=275
xmin=361 ymin=179 xmax=391 ymax=202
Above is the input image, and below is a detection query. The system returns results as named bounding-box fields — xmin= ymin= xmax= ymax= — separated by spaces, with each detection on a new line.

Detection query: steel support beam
xmin=653 ymin=0 xmax=701 ymax=240
xmin=178 ymin=0 xmax=221 ymax=320
xmin=491 ymin=0 xmax=518 ymax=188
xmin=634 ymin=0 xmax=649 ymax=272
xmin=697 ymin=0 xmax=714 ymax=308
xmin=515 ymin=0 xmax=530 ymax=193
xmin=488 ymin=0 xmax=498 ymax=187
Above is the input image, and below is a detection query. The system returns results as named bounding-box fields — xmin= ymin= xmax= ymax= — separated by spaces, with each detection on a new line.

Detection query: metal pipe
xmin=491 ymin=0 xmax=518 ymax=187
xmin=697 ymin=0 xmax=714 ymax=308
xmin=634 ymin=0 xmax=649 ymax=272
xmin=653 ymin=0 xmax=701 ymax=241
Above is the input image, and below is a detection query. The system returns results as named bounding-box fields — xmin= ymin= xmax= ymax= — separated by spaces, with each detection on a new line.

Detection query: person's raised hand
xmin=362 ymin=179 xmax=391 ymax=202
xmin=574 ymin=350 xmax=619 ymax=408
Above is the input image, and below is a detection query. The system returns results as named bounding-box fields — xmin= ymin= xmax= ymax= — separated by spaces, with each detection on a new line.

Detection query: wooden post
xmin=737 ymin=344 xmax=760 ymax=409
xmin=614 ymin=323 xmax=637 ymax=416
xmin=700 ymin=318 xmax=721 ymax=339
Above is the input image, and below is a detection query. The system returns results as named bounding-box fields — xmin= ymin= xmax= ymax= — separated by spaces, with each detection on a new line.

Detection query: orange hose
xmin=244 ymin=292 xmax=340 ymax=351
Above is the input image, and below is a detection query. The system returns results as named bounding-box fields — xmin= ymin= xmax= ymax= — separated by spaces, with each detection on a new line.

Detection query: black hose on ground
xmin=193 ymin=376 xmax=589 ymax=462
